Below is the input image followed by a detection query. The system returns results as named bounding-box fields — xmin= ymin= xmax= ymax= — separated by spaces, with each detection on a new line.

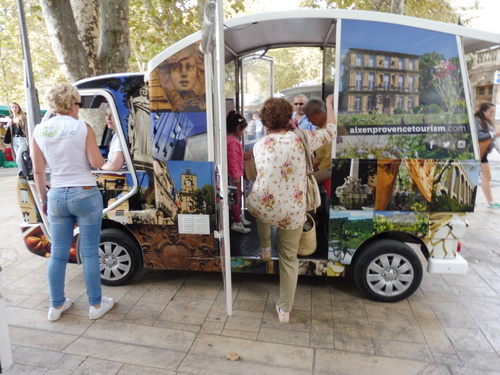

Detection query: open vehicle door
xmin=201 ymin=0 xmax=234 ymax=315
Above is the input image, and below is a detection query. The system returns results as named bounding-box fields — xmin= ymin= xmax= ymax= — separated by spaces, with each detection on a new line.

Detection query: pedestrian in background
xmin=292 ymin=94 xmax=315 ymax=130
xmin=31 ymin=82 xmax=115 ymax=321
xmin=475 ymin=102 xmax=500 ymax=208
xmin=6 ymin=102 xmax=28 ymax=174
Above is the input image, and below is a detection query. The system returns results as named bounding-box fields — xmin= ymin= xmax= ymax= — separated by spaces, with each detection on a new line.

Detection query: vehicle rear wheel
xmin=99 ymin=228 xmax=142 ymax=286
xmin=353 ymin=239 xmax=423 ymax=302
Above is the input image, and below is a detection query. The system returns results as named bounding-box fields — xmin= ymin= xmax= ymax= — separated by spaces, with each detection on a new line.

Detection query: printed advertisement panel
xmin=331 ymin=157 xmax=478 ymax=216
xmin=149 ymin=42 xmax=208 ymax=163
xmin=338 ymin=20 xmax=472 ymax=160
xmin=145 ymin=42 xmax=215 ymax=241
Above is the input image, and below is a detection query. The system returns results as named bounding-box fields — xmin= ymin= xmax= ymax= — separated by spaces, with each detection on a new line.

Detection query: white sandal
xmin=276 ymin=302 xmax=290 ymax=324
xmin=260 ymin=247 xmax=271 ymax=261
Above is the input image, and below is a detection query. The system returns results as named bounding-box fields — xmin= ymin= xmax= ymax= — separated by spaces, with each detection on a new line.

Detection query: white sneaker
xmin=230 ymin=222 xmax=251 ymax=234
xmin=487 ymin=202 xmax=500 ymax=209
xmin=89 ymin=296 xmax=115 ymax=320
xmin=48 ymin=298 xmax=72 ymax=321
xmin=240 ymin=216 xmax=251 ymax=226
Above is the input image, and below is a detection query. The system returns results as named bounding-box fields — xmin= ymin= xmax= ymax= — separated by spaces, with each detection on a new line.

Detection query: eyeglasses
xmin=294 ymin=103 xmax=304 ymax=106
xmin=75 ymin=102 xmax=82 ymax=108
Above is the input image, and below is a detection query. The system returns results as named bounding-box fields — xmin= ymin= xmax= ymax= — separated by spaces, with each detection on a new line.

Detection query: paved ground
xmin=1 ymin=156 xmax=500 ymax=374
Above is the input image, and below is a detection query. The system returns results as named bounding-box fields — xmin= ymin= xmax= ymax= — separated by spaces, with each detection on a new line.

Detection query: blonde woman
xmin=31 ymin=82 xmax=115 ymax=321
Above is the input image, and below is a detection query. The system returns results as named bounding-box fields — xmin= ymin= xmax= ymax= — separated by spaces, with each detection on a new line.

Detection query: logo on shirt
xmin=39 ymin=124 xmax=77 ymax=138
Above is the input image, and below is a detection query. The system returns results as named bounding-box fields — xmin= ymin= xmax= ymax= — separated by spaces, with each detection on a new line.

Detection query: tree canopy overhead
xmin=0 ymin=0 xmax=246 ymax=106
xmin=0 ymin=0 xmax=477 ymax=107
xmin=297 ymin=0 xmax=477 ymax=25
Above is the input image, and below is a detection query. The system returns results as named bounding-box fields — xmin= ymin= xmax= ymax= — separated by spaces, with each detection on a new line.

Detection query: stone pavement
xmin=1 ymin=162 xmax=500 ymax=375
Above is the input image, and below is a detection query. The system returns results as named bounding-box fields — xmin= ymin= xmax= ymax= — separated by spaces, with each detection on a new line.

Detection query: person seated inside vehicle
xmin=101 ymin=106 xmax=126 ymax=171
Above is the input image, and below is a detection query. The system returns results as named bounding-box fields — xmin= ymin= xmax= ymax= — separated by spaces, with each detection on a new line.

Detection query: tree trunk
xmin=391 ymin=0 xmax=405 ymax=14
xmin=40 ymin=0 xmax=130 ymax=82
xmin=71 ymin=0 xmax=100 ymax=66
xmin=40 ymin=0 xmax=93 ymax=82
xmin=98 ymin=0 xmax=130 ymax=73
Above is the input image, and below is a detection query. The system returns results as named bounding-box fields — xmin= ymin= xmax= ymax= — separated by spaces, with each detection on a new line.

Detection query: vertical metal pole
xmin=493 ymin=70 xmax=500 ymax=127
xmin=15 ymin=0 xmax=42 ymax=135
xmin=213 ymin=0 xmax=232 ymax=316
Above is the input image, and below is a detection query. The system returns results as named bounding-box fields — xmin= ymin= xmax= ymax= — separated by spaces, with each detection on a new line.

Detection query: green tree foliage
xmin=430 ymin=160 xmax=476 ymax=212
xmin=0 ymin=1 xmax=65 ymax=106
xmin=192 ymin=184 xmax=217 ymax=225
xmin=373 ymin=212 xmax=429 ymax=237
xmin=0 ymin=3 xmax=23 ymax=104
xmin=298 ymin=0 xmax=469 ymax=24
xmin=0 ymin=0 xmax=478 ymax=108
xmin=419 ymin=51 xmax=445 ymax=106
xmin=0 ymin=0 xmax=245 ymax=107
xmin=430 ymin=193 xmax=475 ymax=212
xmin=128 ymin=0 xmax=244 ymax=71
xmin=420 ymin=53 xmax=464 ymax=119
xmin=192 ymin=184 xmax=216 ymax=215
xmin=268 ymin=47 xmax=323 ymax=93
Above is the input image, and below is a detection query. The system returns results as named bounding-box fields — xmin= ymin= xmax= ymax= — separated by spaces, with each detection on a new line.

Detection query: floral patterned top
xmin=247 ymin=123 xmax=337 ymax=230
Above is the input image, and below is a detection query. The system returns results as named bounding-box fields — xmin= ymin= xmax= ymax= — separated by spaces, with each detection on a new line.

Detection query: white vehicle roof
xmin=147 ymin=9 xmax=500 ymax=77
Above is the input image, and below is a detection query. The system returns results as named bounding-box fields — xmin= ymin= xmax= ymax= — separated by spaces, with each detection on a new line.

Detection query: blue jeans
xmin=12 ymin=136 xmax=28 ymax=174
xmin=47 ymin=186 xmax=103 ymax=307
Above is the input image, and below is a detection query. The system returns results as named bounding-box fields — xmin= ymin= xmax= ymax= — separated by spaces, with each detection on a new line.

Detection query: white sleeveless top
xmin=33 ymin=115 xmax=97 ymax=188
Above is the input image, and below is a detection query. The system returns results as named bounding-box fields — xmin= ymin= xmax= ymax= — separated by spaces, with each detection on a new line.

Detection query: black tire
xmin=353 ymin=239 xmax=423 ymax=302
xmin=99 ymin=228 xmax=142 ymax=286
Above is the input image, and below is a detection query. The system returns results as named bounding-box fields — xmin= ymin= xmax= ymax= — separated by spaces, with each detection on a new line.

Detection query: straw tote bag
xmin=298 ymin=213 xmax=317 ymax=256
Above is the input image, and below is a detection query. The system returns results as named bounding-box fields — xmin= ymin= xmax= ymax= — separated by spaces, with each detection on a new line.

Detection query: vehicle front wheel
xmin=353 ymin=239 xmax=423 ymax=302
xmin=99 ymin=228 xmax=142 ymax=286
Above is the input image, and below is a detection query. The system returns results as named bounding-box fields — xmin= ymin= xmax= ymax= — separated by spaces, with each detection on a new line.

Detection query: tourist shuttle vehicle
xmin=18 ymin=6 xmax=500 ymax=309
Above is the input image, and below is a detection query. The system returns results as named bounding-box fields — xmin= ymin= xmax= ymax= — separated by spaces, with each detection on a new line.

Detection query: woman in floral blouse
xmin=247 ymin=95 xmax=336 ymax=323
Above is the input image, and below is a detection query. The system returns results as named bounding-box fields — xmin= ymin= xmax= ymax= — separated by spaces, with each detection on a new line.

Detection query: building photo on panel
xmin=337 ymin=19 xmax=473 ymax=161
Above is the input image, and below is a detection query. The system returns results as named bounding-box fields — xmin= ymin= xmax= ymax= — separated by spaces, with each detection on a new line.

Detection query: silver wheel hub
xmin=99 ymin=241 xmax=132 ymax=281
xmin=104 ymin=254 xmax=118 ymax=267
xmin=366 ymin=253 xmax=414 ymax=297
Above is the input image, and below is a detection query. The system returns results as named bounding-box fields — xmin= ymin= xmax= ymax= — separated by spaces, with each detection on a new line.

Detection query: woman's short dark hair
xmin=226 ymin=110 xmax=247 ymax=133
xmin=260 ymin=98 xmax=293 ymax=131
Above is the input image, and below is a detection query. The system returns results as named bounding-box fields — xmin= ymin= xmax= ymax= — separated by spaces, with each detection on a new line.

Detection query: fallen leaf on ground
xmin=226 ymin=352 xmax=241 ymax=361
